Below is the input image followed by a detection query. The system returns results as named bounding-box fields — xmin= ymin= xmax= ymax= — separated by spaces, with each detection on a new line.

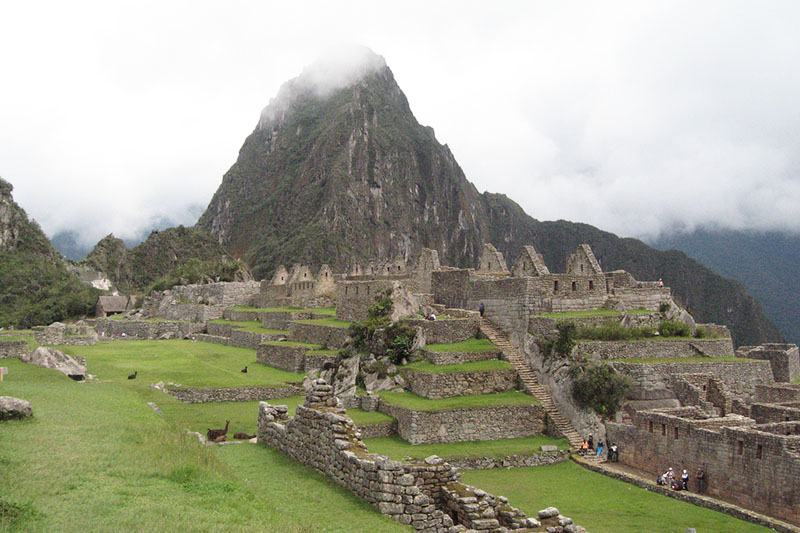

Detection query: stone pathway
xmin=572 ymin=455 xmax=800 ymax=533
xmin=479 ymin=318 xmax=584 ymax=450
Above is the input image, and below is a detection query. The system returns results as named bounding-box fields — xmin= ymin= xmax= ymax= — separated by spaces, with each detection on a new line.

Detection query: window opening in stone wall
xmin=648 ymin=421 xmax=653 ymax=433
xmin=737 ymin=440 xmax=743 ymax=455
xmin=571 ymin=281 xmax=576 ymax=291
xmin=398 ymin=265 xmax=401 ymax=271
xmin=589 ymin=280 xmax=594 ymax=290
xmin=367 ymin=286 xmax=370 ymax=294
xmin=554 ymin=280 xmax=559 ymax=292
xmin=661 ymin=424 xmax=666 ymax=436
xmin=756 ymin=444 xmax=763 ymax=459
xmin=580 ymin=264 xmax=584 ymax=273
xmin=355 ymin=286 xmax=359 ymax=295
xmin=345 ymin=286 xmax=348 ymax=295
xmin=674 ymin=427 xmax=678 ymax=440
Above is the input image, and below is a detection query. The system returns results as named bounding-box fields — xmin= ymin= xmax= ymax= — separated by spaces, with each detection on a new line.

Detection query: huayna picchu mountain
xmin=0 ymin=177 xmax=98 ymax=328
xmin=198 ymin=48 xmax=781 ymax=347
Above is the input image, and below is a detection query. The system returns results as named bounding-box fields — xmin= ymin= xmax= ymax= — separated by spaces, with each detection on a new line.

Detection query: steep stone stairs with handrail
xmin=479 ymin=317 xmax=584 ymax=451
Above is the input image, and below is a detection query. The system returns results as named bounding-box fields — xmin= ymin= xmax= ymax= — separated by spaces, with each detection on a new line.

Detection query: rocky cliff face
xmin=196 ymin=50 xmax=781 ymax=347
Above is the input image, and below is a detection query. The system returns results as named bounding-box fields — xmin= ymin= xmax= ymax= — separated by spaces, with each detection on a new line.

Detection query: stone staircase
xmin=479 ymin=318 xmax=584 ymax=451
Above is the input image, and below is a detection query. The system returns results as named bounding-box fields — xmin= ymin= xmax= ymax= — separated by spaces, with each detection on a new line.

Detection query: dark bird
xmin=127 ymin=371 xmax=137 ymax=380
xmin=207 ymin=420 xmax=230 ymax=441
xmin=241 ymin=366 xmax=247 ymax=373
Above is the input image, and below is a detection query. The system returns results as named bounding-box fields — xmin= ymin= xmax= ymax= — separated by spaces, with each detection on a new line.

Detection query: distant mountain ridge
xmin=652 ymin=229 xmax=800 ymax=345
xmin=196 ymin=49 xmax=781 ymax=347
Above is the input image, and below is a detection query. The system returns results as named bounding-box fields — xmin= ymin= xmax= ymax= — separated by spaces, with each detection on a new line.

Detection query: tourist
xmin=695 ymin=467 xmax=706 ymax=494
xmin=609 ymin=442 xmax=619 ymax=462
xmin=681 ymin=469 xmax=689 ymax=490
xmin=579 ymin=439 xmax=589 ymax=456
xmin=657 ymin=278 xmax=664 ymax=288
xmin=479 ymin=302 xmax=485 ymax=317
xmin=587 ymin=434 xmax=594 ymax=451
xmin=596 ymin=438 xmax=604 ymax=457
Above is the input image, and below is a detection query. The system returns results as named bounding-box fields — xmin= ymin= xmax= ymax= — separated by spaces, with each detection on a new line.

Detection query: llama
xmin=233 ymin=432 xmax=256 ymax=440
xmin=241 ymin=366 xmax=248 ymax=373
xmin=127 ymin=371 xmax=137 ymax=380
xmin=207 ymin=420 xmax=229 ymax=441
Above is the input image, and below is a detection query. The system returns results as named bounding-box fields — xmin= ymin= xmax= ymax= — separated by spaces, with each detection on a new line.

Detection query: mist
xmin=2 ymin=1 xmax=799 ymax=250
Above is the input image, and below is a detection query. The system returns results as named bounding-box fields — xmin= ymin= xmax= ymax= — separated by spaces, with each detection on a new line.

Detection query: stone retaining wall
xmin=756 ymin=384 xmax=800 ymax=403
xmin=0 ymin=340 xmax=28 ymax=359
xmin=381 ymin=403 xmax=546 ymax=445
xmin=258 ymin=380 xmax=538 ymax=532
xmin=737 ymin=344 xmax=800 ymax=382
xmin=192 ymin=334 xmax=230 ymax=346
xmin=261 ymin=311 xmax=315 ymax=330
xmin=401 ymin=368 xmax=518 ymax=399
xmin=224 ymin=309 xmax=261 ymax=322
xmin=95 ymin=318 xmax=205 ymax=340
xmin=229 ymin=329 xmax=286 ymax=350
xmin=421 ymin=348 xmax=501 ymax=366
xmin=206 ymin=322 xmax=234 ymax=337
xmin=289 ymin=322 xmax=349 ymax=349
xmin=357 ymin=422 xmax=397 ymax=439
xmin=750 ymin=402 xmax=800 ymax=424
xmin=404 ymin=317 xmax=479 ymax=345
xmin=611 ymin=360 xmax=773 ymax=400
xmin=257 ymin=343 xmax=311 ymax=372
xmin=165 ymin=385 xmax=303 ymax=403
xmin=446 ymin=450 xmax=569 ymax=470
xmin=575 ymin=338 xmax=734 ymax=360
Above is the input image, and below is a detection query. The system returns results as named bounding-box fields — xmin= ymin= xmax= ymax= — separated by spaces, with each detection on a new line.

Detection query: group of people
xmin=657 ymin=467 xmax=706 ymax=493
xmin=578 ymin=434 xmax=618 ymax=462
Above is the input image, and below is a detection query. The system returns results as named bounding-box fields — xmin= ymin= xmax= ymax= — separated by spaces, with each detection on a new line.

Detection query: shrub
xmin=694 ymin=327 xmax=707 ymax=339
xmin=554 ymin=321 xmax=577 ymax=357
xmin=659 ymin=302 xmax=671 ymax=314
xmin=658 ymin=320 xmax=691 ymax=338
xmin=384 ymin=322 xmax=416 ymax=365
xmin=345 ymin=290 xmax=395 ymax=354
xmin=571 ymin=363 xmax=632 ymax=417
xmin=578 ymin=321 xmax=630 ymax=341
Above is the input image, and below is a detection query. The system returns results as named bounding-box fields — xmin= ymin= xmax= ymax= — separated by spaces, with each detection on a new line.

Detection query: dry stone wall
xmin=446 ymin=451 xmax=569 ymax=470
xmin=401 ymin=368 xmax=518 ymax=399
xmin=0 ymin=340 xmax=28 ymax=358
xmin=575 ymin=338 xmax=734 ymax=360
xmin=756 ymin=384 xmax=800 ymax=403
xmin=165 ymin=385 xmax=303 ymax=403
xmin=406 ymin=317 xmax=479 ymax=345
xmin=751 ymin=402 xmax=800 ymax=424
xmin=255 ymin=343 xmax=334 ymax=372
xmin=288 ymin=322 xmax=349 ymax=349
xmin=737 ymin=344 xmax=800 ymax=382
xmin=421 ymin=348 xmax=501 ymax=366
xmin=95 ymin=318 xmax=205 ymax=340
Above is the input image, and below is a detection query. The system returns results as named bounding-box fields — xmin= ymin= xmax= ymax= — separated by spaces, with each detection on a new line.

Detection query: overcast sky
xmin=2 ymin=1 xmax=799 ymax=249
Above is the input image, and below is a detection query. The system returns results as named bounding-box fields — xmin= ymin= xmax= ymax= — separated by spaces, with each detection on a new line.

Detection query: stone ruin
xmin=258 ymin=379 xmax=584 ymax=532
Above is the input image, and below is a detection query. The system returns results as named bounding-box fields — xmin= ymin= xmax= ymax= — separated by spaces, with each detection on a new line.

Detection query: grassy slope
xmin=56 ymin=340 xmax=304 ymax=388
xmin=364 ymin=435 xmax=569 ymax=461
xmin=0 ymin=360 xmax=405 ymax=532
xmin=462 ymin=461 xmax=769 ymax=533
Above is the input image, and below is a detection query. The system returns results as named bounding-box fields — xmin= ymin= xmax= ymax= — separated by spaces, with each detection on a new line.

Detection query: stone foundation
xmin=0 ymin=340 xmax=28 ymax=359
xmin=401 ymin=368 xmax=518 ymax=399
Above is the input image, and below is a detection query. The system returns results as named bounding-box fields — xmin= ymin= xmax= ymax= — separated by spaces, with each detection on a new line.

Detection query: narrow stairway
xmin=479 ymin=318 xmax=584 ymax=451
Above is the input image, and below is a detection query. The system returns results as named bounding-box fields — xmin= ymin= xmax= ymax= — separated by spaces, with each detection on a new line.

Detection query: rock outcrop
xmin=21 ymin=347 xmax=87 ymax=380
xmin=0 ymin=396 xmax=32 ymax=420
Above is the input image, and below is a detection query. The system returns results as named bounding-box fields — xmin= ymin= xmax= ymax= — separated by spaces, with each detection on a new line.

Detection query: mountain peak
xmin=259 ymin=45 xmax=389 ymax=131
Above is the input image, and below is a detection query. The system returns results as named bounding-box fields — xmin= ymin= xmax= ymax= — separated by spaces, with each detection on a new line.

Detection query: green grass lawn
xmin=423 ymin=338 xmax=497 ymax=352
xmin=534 ymin=310 xmax=622 ymax=319
xmin=347 ymin=409 xmax=395 ymax=426
xmin=55 ymin=340 xmax=304 ymax=388
xmin=208 ymin=319 xmax=288 ymax=335
xmin=377 ymin=390 xmax=538 ymax=411
xmin=364 ymin=435 xmax=568 ymax=460
xmin=609 ymin=356 xmax=757 ymax=364
xmin=0 ymin=360 xmax=405 ymax=532
xmin=228 ymin=306 xmax=336 ymax=316
xmin=402 ymin=359 xmax=512 ymax=374
xmin=462 ymin=461 xmax=770 ymax=533
xmin=294 ymin=318 xmax=351 ymax=328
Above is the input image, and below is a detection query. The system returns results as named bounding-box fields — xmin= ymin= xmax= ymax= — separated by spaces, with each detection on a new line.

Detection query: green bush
xmin=658 ymin=320 xmax=691 ymax=337
xmin=554 ymin=321 xmax=577 ymax=356
xmin=384 ymin=322 xmax=416 ymax=365
xmin=659 ymin=302 xmax=671 ymax=314
xmin=345 ymin=290 xmax=394 ymax=354
xmin=694 ymin=327 xmax=707 ymax=339
xmin=571 ymin=363 xmax=632 ymax=417
xmin=577 ymin=321 xmax=658 ymax=341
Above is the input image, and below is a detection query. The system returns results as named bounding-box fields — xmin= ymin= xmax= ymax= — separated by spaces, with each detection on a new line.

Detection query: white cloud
xmin=1 ymin=0 xmax=799 ymax=248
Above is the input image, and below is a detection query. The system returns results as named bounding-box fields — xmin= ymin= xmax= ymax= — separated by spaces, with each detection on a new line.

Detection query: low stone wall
xmin=260 ymin=311 xmax=326 ymax=330
xmin=405 ymin=317 xmax=480 ymax=345
xmin=756 ymin=384 xmax=800 ymax=403
xmin=611 ymin=360 xmax=773 ymax=400
xmin=289 ymin=322 xmax=349 ymax=349
xmin=750 ymin=402 xmax=800 ymax=424
xmin=447 ymin=450 xmax=569 ymax=470
xmin=357 ymin=421 xmax=397 ymax=439
xmin=229 ymin=329 xmax=286 ymax=349
xmin=224 ymin=309 xmax=261 ymax=322
xmin=421 ymin=348 xmax=501 ymax=366
xmin=737 ymin=344 xmax=800 ymax=382
xmin=575 ymin=338 xmax=734 ymax=360
xmin=95 ymin=318 xmax=206 ymax=340
xmin=207 ymin=322 xmax=234 ymax=337
xmin=165 ymin=385 xmax=303 ymax=403
xmin=161 ymin=303 xmax=225 ymax=322
xmin=0 ymin=340 xmax=28 ymax=359
xmin=192 ymin=333 xmax=230 ymax=346
xmin=304 ymin=351 xmax=338 ymax=372
xmin=381 ymin=403 xmax=546 ymax=445
xmin=401 ymin=368 xmax=518 ymax=399
xmin=258 ymin=380 xmax=539 ymax=532
xmin=257 ymin=343 xmax=310 ymax=372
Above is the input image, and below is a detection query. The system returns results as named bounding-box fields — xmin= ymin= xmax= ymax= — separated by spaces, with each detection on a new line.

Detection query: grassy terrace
xmin=306 ymin=349 xmax=339 ymax=356
xmin=364 ymin=435 xmax=569 ymax=461
xmin=294 ymin=318 xmax=351 ymax=328
xmin=56 ymin=340 xmax=304 ymax=388
xmin=377 ymin=390 xmax=538 ymax=411
xmin=403 ymin=359 xmax=513 ymax=374
xmin=609 ymin=356 xmax=757 ymax=364
xmin=424 ymin=338 xmax=497 ymax=352
xmin=208 ymin=319 xmax=288 ymax=335
xmin=0 ymin=360 xmax=405 ymax=532
xmin=0 ymin=335 xmax=39 ymax=350
xmin=533 ymin=309 xmax=655 ymax=319
xmin=463 ymin=462 xmax=769 ymax=533
xmin=228 ymin=306 xmax=336 ymax=316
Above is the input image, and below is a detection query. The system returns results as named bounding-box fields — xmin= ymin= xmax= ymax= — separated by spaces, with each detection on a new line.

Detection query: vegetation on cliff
xmin=0 ymin=177 xmax=98 ymax=328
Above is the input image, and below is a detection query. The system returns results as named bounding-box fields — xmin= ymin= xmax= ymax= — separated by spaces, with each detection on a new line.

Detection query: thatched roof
xmin=97 ymin=296 xmax=130 ymax=313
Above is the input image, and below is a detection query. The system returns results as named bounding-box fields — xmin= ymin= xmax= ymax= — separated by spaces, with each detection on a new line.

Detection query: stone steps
xmin=479 ymin=318 xmax=583 ymax=450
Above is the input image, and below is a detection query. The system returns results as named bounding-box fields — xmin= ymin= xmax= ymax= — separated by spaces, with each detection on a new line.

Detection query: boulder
xmin=0 ymin=396 xmax=32 ymax=419
xmin=21 ymin=347 xmax=86 ymax=380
